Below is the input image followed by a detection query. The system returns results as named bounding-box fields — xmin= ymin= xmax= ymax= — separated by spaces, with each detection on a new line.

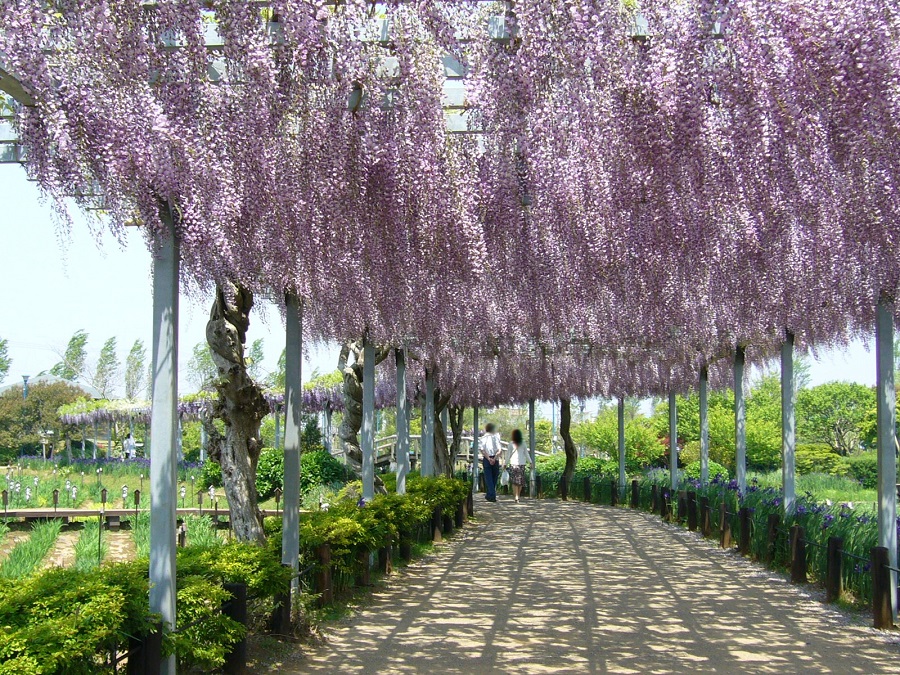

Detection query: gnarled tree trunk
xmin=560 ymin=398 xmax=577 ymax=484
xmin=203 ymin=281 xmax=269 ymax=545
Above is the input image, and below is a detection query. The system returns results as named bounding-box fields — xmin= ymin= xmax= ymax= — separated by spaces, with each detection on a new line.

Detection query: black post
xmin=466 ymin=484 xmax=474 ymax=518
xmin=535 ymin=474 xmax=543 ymax=498
xmin=560 ymin=476 xmax=568 ymax=501
xmin=378 ymin=546 xmax=392 ymax=575
xmin=738 ymin=507 xmax=751 ymax=555
xmin=432 ymin=507 xmax=443 ymax=542
xmin=442 ymin=511 xmax=454 ymax=535
xmin=660 ymin=491 xmax=669 ymax=520
xmin=631 ymin=479 xmax=639 ymax=508
xmin=222 ymin=582 xmax=248 ymax=674
xmin=650 ymin=485 xmax=658 ymax=513
xmin=677 ymin=491 xmax=687 ymax=522
xmin=127 ymin=619 xmax=162 ymax=675
xmin=610 ymin=479 xmax=618 ymax=507
xmin=583 ymin=477 xmax=591 ymax=503
xmin=316 ymin=544 xmax=333 ymax=607
xmin=399 ymin=533 xmax=412 ymax=562
xmin=355 ymin=548 xmax=370 ymax=587
xmin=826 ymin=537 xmax=843 ymax=603
xmin=700 ymin=497 xmax=711 ymax=537
xmin=456 ymin=499 xmax=465 ymax=527
xmin=719 ymin=502 xmax=732 ymax=549
xmin=790 ymin=525 xmax=807 ymax=584
xmin=766 ymin=513 xmax=781 ymax=565
xmin=872 ymin=546 xmax=894 ymax=629
xmin=687 ymin=491 xmax=697 ymax=531
xmin=269 ymin=563 xmax=292 ymax=636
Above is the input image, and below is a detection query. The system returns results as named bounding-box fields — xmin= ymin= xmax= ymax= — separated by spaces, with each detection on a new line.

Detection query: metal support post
xmin=876 ymin=296 xmax=897 ymax=623
xmin=395 ymin=349 xmax=409 ymax=495
xmin=362 ymin=339 xmax=375 ymax=500
xmin=782 ymin=331 xmax=796 ymax=514
xmin=282 ymin=293 xmax=302 ymax=595
xmin=734 ymin=346 xmax=747 ymax=494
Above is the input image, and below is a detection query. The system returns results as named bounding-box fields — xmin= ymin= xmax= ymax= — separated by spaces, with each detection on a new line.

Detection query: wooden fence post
xmin=719 ymin=502 xmax=732 ymax=549
xmin=825 ymin=537 xmax=843 ymax=603
xmin=677 ymin=491 xmax=687 ymax=523
xmin=399 ymin=533 xmax=412 ymax=562
xmin=650 ymin=485 xmax=658 ymax=513
xmin=790 ymin=525 xmax=807 ymax=584
xmin=378 ymin=546 xmax=393 ymax=576
xmin=610 ymin=480 xmax=618 ymax=507
xmin=583 ymin=477 xmax=592 ymax=502
xmin=355 ymin=548 xmax=371 ymax=587
xmin=432 ymin=507 xmax=443 ymax=542
xmin=466 ymin=484 xmax=474 ymax=518
xmin=442 ymin=510 xmax=454 ymax=534
xmin=660 ymin=491 xmax=669 ymax=520
xmin=560 ymin=476 xmax=568 ymax=501
xmin=631 ymin=479 xmax=639 ymax=508
xmin=738 ymin=507 xmax=751 ymax=555
xmin=456 ymin=499 xmax=465 ymax=527
xmin=766 ymin=514 xmax=780 ymax=565
xmin=222 ymin=582 xmax=248 ymax=674
xmin=700 ymin=497 xmax=711 ymax=537
xmin=687 ymin=491 xmax=697 ymax=531
xmin=316 ymin=544 xmax=333 ymax=606
xmin=872 ymin=546 xmax=894 ymax=629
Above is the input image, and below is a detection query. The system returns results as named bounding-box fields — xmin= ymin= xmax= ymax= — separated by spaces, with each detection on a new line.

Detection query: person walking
xmin=506 ymin=429 xmax=528 ymax=503
xmin=479 ymin=422 xmax=502 ymax=502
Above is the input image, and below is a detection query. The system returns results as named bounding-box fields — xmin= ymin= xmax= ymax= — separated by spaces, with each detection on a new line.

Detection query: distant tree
xmin=187 ymin=342 xmax=217 ymax=392
xmin=92 ymin=337 xmax=119 ymax=399
xmin=269 ymin=348 xmax=286 ymax=390
xmin=50 ymin=330 xmax=88 ymax=381
xmin=797 ymin=382 xmax=875 ymax=455
xmin=124 ymin=339 xmax=147 ymax=400
xmin=0 ymin=381 xmax=85 ymax=460
xmin=0 ymin=337 xmax=10 ymax=383
xmin=246 ymin=338 xmax=265 ymax=382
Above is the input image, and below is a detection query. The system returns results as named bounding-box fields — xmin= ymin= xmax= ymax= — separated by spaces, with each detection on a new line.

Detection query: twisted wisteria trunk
xmin=203 ymin=281 xmax=268 ymax=545
xmin=448 ymin=405 xmax=464 ymax=466
xmin=432 ymin=390 xmax=454 ymax=477
xmin=560 ymin=398 xmax=577 ymax=484
xmin=337 ymin=340 xmax=389 ymax=490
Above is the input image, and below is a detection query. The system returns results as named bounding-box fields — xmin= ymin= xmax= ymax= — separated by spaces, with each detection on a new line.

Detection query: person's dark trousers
xmin=483 ymin=457 xmax=500 ymax=501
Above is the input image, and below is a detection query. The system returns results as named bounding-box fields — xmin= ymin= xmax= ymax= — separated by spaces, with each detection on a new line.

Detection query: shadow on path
xmin=288 ymin=499 xmax=900 ymax=674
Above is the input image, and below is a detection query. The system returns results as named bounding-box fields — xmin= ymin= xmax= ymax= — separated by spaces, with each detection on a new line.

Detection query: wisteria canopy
xmin=2 ymin=0 xmax=899 ymax=405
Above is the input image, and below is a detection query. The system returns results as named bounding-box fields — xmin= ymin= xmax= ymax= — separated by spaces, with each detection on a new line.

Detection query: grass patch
xmin=73 ymin=518 xmax=108 ymax=572
xmin=131 ymin=510 xmax=150 ymax=558
xmin=0 ymin=519 xmax=63 ymax=579
xmin=183 ymin=514 xmax=221 ymax=548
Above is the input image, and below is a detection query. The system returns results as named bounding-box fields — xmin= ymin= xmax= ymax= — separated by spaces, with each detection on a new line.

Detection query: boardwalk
xmin=278 ymin=499 xmax=900 ymax=674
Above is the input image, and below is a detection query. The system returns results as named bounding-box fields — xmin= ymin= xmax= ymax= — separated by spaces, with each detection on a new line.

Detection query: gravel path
xmin=274 ymin=498 xmax=900 ymax=674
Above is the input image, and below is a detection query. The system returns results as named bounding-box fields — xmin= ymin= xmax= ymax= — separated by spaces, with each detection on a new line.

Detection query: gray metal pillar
xmin=421 ymin=369 xmax=435 ymax=477
xmin=617 ymin=397 xmax=626 ymax=493
xmin=361 ymin=340 xmax=376 ymax=500
xmin=199 ymin=423 xmax=207 ymax=463
xmin=92 ymin=421 xmax=97 ymax=460
xmin=734 ymin=346 xmax=747 ymax=494
xmin=395 ymin=349 xmax=409 ymax=495
xmin=282 ymin=293 xmax=302 ymax=594
xmin=107 ymin=422 xmax=112 ymax=458
xmin=876 ymin=297 xmax=897 ymax=622
xmin=177 ymin=417 xmax=183 ymax=462
xmin=668 ymin=392 xmax=678 ymax=491
xmin=472 ymin=406 xmax=480 ymax=492
xmin=528 ymin=399 xmax=536 ymax=498
xmin=700 ymin=367 xmax=709 ymax=485
xmin=148 ymin=213 xmax=179 ymax=675
xmin=781 ymin=332 xmax=796 ymax=514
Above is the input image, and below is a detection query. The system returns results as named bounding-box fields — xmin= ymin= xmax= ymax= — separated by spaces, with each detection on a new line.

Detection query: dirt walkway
xmin=266 ymin=498 xmax=900 ymax=674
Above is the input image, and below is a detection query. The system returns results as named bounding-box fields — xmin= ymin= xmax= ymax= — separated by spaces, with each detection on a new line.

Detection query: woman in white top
xmin=506 ymin=429 xmax=529 ymax=503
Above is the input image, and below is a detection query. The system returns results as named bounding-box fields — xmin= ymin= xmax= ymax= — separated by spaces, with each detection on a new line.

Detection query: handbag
xmin=500 ymin=468 xmax=510 ymax=486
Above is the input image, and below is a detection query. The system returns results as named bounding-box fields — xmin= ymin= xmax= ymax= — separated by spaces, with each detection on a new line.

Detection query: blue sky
xmin=0 ymin=164 xmax=880 ymax=408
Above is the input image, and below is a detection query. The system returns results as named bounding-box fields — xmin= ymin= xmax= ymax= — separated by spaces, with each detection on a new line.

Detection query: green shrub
xmin=796 ymin=444 xmax=849 ymax=476
xmin=255 ymin=448 xmax=283 ymax=500
xmin=682 ymin=460 xmax=730 ymax=482
xmin=198 ymin=458 xmax=222 ymax=489
xmin=844 ymin=452 xmax=878 ymax=489
xmin=168 ymin=576 xmax=244 ymax=671
xmin=301 ymin=450 xmax=350 ymax=494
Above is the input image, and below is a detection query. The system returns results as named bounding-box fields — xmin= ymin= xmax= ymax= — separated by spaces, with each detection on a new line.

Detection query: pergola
xmin=2 ymin=1 xmax=899 ymax=668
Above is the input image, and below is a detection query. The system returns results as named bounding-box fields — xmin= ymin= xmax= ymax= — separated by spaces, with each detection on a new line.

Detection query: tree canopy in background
xmin=0 ymin=338 xmax=10 ymax=383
